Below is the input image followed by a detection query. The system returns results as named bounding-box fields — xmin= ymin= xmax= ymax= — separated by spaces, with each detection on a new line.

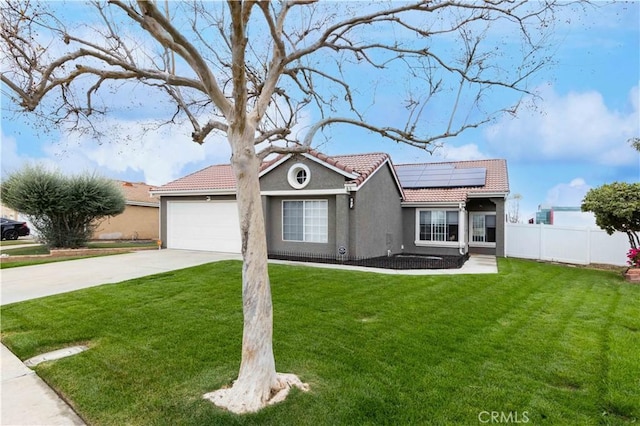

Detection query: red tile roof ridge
xmin=331 ymin=151 xmax=390 ymax=159
xmin=305 ymin=149 xmax=357 ymax=175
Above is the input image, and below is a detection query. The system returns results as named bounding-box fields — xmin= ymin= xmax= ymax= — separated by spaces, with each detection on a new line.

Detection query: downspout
xmin=459 ymin=202 xmax=466 ymax=255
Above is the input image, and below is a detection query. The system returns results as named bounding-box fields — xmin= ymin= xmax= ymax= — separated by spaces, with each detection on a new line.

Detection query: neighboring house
xmin=535 ymin=205 xmax=597 ymax=228
xmin=151 ymin=151 xmax=509 ymax=258
xmin=0 ymin=203 xmax=21 ymax=221
xmin=92 ymin=181 xmax=159 ymax=240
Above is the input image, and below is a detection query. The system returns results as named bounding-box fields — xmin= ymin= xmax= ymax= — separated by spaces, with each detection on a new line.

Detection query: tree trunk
xmin=203 ymin=129 xmax=308 ymax=414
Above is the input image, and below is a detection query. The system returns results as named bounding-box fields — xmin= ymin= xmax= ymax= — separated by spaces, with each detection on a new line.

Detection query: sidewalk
xmin=1 ymin=346 xmax=85 ymax=425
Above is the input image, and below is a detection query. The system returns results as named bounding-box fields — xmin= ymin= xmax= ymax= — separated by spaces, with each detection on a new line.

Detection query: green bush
xmin=1 ymin=165 xmax=125 ymax=248
xmin=582 ymin=182 xmax=640 ymax=250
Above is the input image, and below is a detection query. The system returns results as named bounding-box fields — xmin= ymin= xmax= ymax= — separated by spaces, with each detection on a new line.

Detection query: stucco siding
xmin=494 ymin=198 xmax=506 ymax=257
xmin=94 ymin=204 xmax=159 ymax=240
xmin=400 ymin=208 xmax=462 ymax=256
xmin=260 ymin=155 xmax=347 ymax=191
xmin=265 ymin=195 xmax=336 ymax=256
xmin=466 ymin=197 xmax=506 ymax=257
xmin=351 ymin=164 xmax=403 ymax=258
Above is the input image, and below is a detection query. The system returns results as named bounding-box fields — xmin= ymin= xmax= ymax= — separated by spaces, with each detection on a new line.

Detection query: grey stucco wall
xmin=350 ymin=164 xmax=403 ymax=258
xmin=467 ymin=197 xmax=505 ymax=257
xmin=265 ymin=195 xmax=337 ymax=256
xmin=401 ymin=207 xmax=462 ymax=256
xmin=466 ymin=199 xmax=495 ymax=255
xmin=402 ymin=196 xmax=506 ymax=257
xmin=260 ymin=155 xmax=346 ymax=191
xmin=493 ymin=197 xmax=506 ymax=257
xmin=261 ymin=159 xmax=403 ymax=259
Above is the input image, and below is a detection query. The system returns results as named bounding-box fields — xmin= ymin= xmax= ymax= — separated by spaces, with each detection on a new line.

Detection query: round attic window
xmin=287 ymin=163 xmax=311 ymax=189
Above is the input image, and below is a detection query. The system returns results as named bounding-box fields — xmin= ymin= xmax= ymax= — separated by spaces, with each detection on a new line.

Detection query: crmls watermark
xmin=478 ymin=411 xmax=530 ymax=424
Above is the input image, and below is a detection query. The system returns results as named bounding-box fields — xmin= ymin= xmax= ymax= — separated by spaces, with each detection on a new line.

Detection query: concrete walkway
xmin=1 ymin=345 xmax=85 ymax=426
xmin=0 ymin=250 xmax=496 ymax=425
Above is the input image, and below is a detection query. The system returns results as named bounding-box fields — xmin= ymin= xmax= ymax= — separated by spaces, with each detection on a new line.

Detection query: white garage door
xmin=167 ymin=201 xmax=242 ymax=253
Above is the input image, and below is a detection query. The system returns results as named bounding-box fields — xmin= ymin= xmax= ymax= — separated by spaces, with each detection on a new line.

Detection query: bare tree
xmin=1 ymin=0 xmax=576 ymax=413
xmin=507 ymin=193 xmax=523 ymax=223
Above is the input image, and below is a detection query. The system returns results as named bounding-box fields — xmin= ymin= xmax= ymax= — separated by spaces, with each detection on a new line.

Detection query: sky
xmin=1 ymin=1 xmax=639 ymax=222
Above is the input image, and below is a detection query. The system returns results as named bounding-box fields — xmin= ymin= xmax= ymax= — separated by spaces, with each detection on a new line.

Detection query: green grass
xmin=1 ymin=259 xmax=638 ymax=425
xmin=0 ymin=245 xmax=51 ymax=256
xmin=0 ymin=241 xmax=157 ymax=268
xmin=0 ymin=238 xmax=37 ymax=246
xmin=0 ymin=254 xmax=124 ymax=269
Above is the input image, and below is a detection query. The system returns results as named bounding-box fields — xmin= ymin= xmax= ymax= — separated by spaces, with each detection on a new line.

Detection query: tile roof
xmin=326 ymin=152 xmax=391 ymax=186
xmin=153 ymin=151 xmax=392 ymax=193
xmin=152 ymin=165 xmax=237 ymax=193
xmin=397 ymin=159 xmax=509 ymax=203
xmin=115 ymin=181 xmax=159 ymax=205
xmin=152 ymin=153 xmax=509 ymax=203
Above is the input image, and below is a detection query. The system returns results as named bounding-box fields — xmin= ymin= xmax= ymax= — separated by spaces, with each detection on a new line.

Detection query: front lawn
xmin=0 ymin=241 xmax=158 ymax=268
xmin=0 ymin=238 xmax=37 ymax=247
xmin=1 ymin=259 xmax=638 ymax=425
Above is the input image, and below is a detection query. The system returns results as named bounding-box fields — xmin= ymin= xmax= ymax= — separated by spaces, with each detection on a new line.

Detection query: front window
xmin=471 ymin=213 xmax=496 ymax=243
xmin=282 ymin=200 xmax=328 ymax=243
xmin=419 ymin=210 xmax=459 ymax=242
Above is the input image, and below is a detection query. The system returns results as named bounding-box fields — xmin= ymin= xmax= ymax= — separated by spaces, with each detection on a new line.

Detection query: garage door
xmin=166 ymin=201 xmax=242 ymax=253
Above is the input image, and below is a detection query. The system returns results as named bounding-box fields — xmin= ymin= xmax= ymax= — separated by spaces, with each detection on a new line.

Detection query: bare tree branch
xmin=301 ymin=116 xmax=491 ymax=150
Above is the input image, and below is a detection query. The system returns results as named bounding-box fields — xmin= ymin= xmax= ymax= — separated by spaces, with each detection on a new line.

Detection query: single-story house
xmin=150 ymin=151 xmax=509 ymax=258
xmin=92 ymin=181 xmax=159 ymax=240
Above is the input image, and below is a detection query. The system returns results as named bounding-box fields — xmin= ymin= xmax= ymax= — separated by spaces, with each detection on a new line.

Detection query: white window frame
xmin=469 ymin=212 xmax=497 ymax=247
xmin=287 ymin=163 xmax=311 ymax=189
xmin=414 ymin=208 xmax=462 ymax=247
xmin=282 ymin=199 xmax=328 ymax=243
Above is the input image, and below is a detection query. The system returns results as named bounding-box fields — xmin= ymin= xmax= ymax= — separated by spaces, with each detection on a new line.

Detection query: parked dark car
xmin=1 ymin=218 xmax=31 ymax=240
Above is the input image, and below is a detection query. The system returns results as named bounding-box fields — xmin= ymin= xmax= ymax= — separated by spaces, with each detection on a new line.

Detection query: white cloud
xmin=2 ymin=120 xmax=231 ymax=186
xmin=45 ymin=119 xmax=232 ymax=186
xmin=544 ymin=177 xmax=592 ymax=207
xmin=431 ymin=143 xmax=489 ymax=162
xmin=485 ymin=84 xmax=639 ymax=166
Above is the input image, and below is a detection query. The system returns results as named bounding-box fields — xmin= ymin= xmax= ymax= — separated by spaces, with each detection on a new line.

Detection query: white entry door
xmin=166 ymin=200 xmax=241 ymax=253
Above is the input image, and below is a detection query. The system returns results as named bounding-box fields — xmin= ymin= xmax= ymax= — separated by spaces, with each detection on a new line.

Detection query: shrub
xmin=1 ymin=165 xmax=125 ymax=248
xmin=581 ymin=182 xmax=640 ymax=251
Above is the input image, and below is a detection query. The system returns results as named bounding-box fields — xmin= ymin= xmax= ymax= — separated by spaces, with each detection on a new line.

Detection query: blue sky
xmin=1 ymin=1 xmax=638 ymax=222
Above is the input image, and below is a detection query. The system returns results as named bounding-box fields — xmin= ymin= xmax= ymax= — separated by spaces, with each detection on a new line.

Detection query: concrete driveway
xmin=1 ymin=249 xmax=241 ymax=305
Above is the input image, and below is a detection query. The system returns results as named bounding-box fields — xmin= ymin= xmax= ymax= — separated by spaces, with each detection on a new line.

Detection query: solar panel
xmin=396 ymin=165 xmax=486 ymax=188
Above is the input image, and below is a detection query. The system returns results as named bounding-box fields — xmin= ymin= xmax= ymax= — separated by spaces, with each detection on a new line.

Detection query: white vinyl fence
xmin=505 ymin=223 xmax=630 ymax=266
